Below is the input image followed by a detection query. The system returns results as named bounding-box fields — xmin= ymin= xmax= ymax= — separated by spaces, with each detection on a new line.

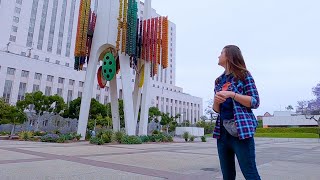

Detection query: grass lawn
xmin=205 ymin=133 xmax=319 ymax=138
xmin=255 ymin=133 xmax=319 ymax=138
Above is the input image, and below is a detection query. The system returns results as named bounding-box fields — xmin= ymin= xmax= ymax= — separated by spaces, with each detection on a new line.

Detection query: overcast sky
xmin=151 ymin=0 xmax=320 ymax=115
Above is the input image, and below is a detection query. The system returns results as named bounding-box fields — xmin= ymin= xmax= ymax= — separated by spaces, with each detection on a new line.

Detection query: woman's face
xmin=218 ymin=49 xmax=228 ymax=68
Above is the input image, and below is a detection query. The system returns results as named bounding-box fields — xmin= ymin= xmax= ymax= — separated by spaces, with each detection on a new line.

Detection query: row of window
xmin=5 ymin=67 xmax=84 ymax=86
xmin=156 ymin=96 xmax=200 ymax=108
xmin=2 ymin=79 xmax=80 ymax=104
xmin=10 ymin=0 xmax=76 ymax=58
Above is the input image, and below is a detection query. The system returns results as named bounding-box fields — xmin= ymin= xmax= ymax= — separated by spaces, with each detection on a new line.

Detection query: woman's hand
xmin=214 ymin=93 xmax=227 ymax=104
xmin=216 ymin=91 xmax=235 ymax=99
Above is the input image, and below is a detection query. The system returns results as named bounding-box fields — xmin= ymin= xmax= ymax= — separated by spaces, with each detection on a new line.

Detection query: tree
xmin=16 ymin=91 xmax=49 ymax=131
xmin=297 ymin=100 xmax=308 ymax=113
xmin=312 ymin=83 xmax=320 ymax=109
xmin=0 ymin=99 xmax=27 ymax=138
xmin=148 ymin=107 xmax=161 ymax=123
xmin=205 ymin=99 xmax=218 ymax=122
xmin=286 ymin=105 xmax=294 ymax=111
xmin=160 ymin=113 xmax=180 ymax=133
xmin=200 ymin=115 xmax=208 ymax=121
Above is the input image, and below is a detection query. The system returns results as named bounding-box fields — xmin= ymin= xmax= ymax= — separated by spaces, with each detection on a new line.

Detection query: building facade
xmin=0 ymin=0 xmax=202 ymax=124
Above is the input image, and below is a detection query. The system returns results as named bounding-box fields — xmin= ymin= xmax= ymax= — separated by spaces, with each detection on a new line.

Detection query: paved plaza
xmin=0 ymin=138 xmax=319 ymax=180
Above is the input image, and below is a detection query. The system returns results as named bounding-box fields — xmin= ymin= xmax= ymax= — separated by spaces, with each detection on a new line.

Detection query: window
xmin=21 ymin=70 xmax=29 ymax=78
xmin=58 ymin=77 xmax=64 ymax=84
xmin=57 ymin=88 xmax=63 ymax=96
xmin=56 ymin=0 xmax=67 ymax=55
xmin=78 ymin=91 xmax=82 ymax=98
xmin=13 ymin=16 xmax=19 ymax=23
xmin=16 ymin=0 xmax=22 ymax=4
xmin=34 ymin=55 xmax=39 ymax=59
xmin=45 ymin=58 xmax=50 ymax=62
xmin=47 ymin=75 xmax=53 ymax=82
xmin=3 ymin=80 xmax=13 ymax=103
xmin=65 ymin=63 xmax=69 ymax=67
xmin=37 ymin=0 xmax=49 ymax=50
xmin=17 ymin=82 xmax=27 ymax=101
xmin=65 ymin=0 xmax=76 ymax=57
xmin=97 ymin=85 xmax=100 ymax=90
xmin=67 ymin=121 xmax=71 ymax=127
xmin=9 ymin=35 xmax=16 ymax=42
xmin=7 ymin=67 xmax=15 ymax=75
xmin=15 ymin=7 xmax=21 ymax=14
xmin=79 ymin=81 xmax=84 ymax=87
xmin=12 ymin=26 xmax=18 ymax=32
xmin=32 ymin=84 xmax=39 ymax=92
xmin=21 ymin=52 xmax=26 ymax=56
xmin=26 ymin=0 xmax=39 ymax=47
xmin=34 ymin=73 xmax=42 ymax=80
xmin=96 ymin=94 xmax=100 ymax=101
xmin=55 ymin=60 xmax=60 ymax=64
xmin=47 ymin=0 xmax=58 ymax=52
xmin=43 ymin=120 xmax=48 ymax=127
xmin=104 ymin=96 xmax=108 ymax=105
xmin=67 ymin=90 xmax=73 ymax=103
xmin=45 ymin=86 xmax=52 ymax=96
xmin=69 ymin=79 xmax=74 ymax=85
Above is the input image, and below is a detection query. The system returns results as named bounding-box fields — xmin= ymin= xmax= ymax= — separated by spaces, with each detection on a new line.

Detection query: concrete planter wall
xmin=175 ymin=127 xmax=204 ymax=137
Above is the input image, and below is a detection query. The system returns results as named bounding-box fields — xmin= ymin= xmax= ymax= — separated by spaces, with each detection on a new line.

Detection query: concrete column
xmin=139 ymin=0 xmax=152 ymax=136
xmin=119 ymin=54 xmax=135 ymax=135
xmin=110 ymin=76 xmax=120 ymax=131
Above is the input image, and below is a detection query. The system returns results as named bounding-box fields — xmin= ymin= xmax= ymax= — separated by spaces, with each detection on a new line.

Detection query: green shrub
xmin=167 ymin=135 xmax=173 ymax=142
xmin=53 ymin=130 xmax=60 ymax=135
xmin=0 ymin=131 xmax=10 ymax=136
xmin=152 ymin=130 xmax=160 ymax=135
xmin=97 ymin=130 xmax=113 ymax=143
xmin=90 ymin=137 xmax=104 ymax=145
xmin=190 ymin=136 xmax=195 ymax=142
xmin=41 ymin=134 xmax=59 ymax=142
xmin=19 ymin=131 xmax=33 ymax=141
xmin=183 ymin=132 xmax=189 ymax=142
xmin=33 ymin=131 xmax=47 ymax=136
xmin=139 ymin=135 xmax=150 ymax=143
xmin=86 ymin=131 xmax=92 ymax=140
xmin=115 ymin=131 xmax=125 ymax=143
xmin=201 ymin=136 xmax=206 ymax=142
xmin=56 ymin=136 xmax=66 ymax=143
xmin=121 ymin=135 xmax=142 ymax=144
xmin=256 ymin=127 xmax=319 ymax=134
xmin=148 ymin=135 xmax=156 ymax=142
xmin=75 ymin=133 xmax=82 ymax=141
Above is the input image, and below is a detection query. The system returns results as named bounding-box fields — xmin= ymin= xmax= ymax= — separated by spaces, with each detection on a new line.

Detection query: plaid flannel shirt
xmin=213 ymin=72 xmax=260 ymax=140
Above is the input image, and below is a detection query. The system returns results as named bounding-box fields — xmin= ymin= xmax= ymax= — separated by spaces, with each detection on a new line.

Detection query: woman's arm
xmin=216 ymin=72 xmax=260 ymax=109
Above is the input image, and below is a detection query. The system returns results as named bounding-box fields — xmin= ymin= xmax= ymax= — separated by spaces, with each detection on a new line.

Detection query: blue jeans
xmin=217 ymin=125 xmax=261 ymax=180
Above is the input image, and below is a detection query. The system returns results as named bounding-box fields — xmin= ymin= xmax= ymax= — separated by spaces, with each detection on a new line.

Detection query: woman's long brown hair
xmin=224 ymin=45 xmax=248 ymax=81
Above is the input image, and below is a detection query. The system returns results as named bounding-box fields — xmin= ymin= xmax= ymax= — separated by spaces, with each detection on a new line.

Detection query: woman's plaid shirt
xmin=213 ymin=72 xmax=260 ymax=140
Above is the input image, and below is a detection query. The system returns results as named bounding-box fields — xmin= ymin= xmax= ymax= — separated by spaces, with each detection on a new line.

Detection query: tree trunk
xmin=35 ymin=114 xmax=40 ymax=131
xmin=9 ymin=124 xmax=15 ymax=140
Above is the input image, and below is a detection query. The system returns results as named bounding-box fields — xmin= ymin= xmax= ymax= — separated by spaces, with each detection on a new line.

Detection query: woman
xmin=213 ymin=45 xmax=261 ymax=180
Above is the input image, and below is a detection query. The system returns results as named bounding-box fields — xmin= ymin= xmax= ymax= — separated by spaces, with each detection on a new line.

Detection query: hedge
xmin=256 ymin=127 xmax=319 ymax=134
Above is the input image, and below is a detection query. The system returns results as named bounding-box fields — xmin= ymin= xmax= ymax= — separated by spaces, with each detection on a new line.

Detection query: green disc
xmin=102 ymin=52 xmax=116 ymax=81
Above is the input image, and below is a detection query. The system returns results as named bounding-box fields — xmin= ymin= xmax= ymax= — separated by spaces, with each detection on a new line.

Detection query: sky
xmin=151 ymin=0 xmax=320 ymax=116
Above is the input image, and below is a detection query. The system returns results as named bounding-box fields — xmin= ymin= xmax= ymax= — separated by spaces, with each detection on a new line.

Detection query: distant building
xmin=262 ymin=111 xmax=318 ymax=128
